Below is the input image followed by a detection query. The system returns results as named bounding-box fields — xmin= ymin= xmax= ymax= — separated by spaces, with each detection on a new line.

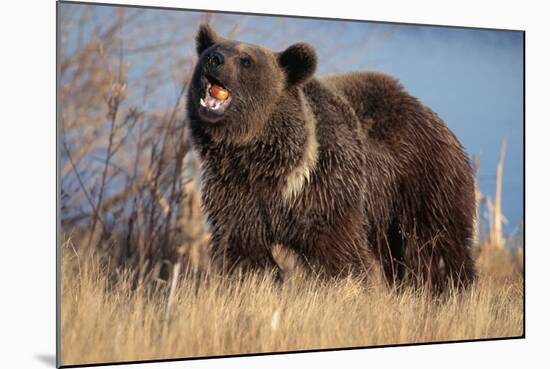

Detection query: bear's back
xmin=318 ymin=71 xmax=426 ymax=145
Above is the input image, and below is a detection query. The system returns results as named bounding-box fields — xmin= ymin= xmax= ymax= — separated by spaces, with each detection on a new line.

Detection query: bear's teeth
xmin=201 ymin=86 xmax=227 ymax=111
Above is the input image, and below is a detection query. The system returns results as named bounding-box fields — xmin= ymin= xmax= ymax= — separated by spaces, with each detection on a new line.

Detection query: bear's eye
xmin=240 ymin=56 xmax=253 ymax=68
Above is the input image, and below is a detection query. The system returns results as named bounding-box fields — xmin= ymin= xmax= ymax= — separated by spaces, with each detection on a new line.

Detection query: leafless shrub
xmin=60 ymin=5 xmax=210 ymax=284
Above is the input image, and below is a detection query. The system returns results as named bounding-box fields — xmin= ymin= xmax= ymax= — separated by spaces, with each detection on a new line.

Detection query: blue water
xmin=60 ymin=4 xmax=524 ymax=234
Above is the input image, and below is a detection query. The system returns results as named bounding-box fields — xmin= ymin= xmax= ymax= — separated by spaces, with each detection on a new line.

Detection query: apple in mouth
xmin=199 ymin=76 xmax=232 ymax=116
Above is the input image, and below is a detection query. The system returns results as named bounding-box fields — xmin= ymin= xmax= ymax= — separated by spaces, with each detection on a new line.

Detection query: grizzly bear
xmin=186 ymin=24 xmax=476 ymax=292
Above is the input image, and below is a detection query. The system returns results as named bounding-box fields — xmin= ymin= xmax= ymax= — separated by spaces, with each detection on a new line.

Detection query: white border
xmin=2 ymin=0 xmax=548 ymax=368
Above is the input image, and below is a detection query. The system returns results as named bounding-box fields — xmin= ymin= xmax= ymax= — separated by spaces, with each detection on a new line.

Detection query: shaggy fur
xmin=187 ymin=24 xmax=476 ymax=292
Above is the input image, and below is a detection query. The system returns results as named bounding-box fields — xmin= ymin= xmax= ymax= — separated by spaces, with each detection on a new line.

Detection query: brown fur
xmin=187 ymin=25 xmax=476 ymax=292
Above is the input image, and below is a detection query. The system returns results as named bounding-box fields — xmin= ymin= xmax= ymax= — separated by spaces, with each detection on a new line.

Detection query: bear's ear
xmin=196 ymin=24 xmax=221 ymax=56
xmin=278 ymin=43 xmax=318 ymax=86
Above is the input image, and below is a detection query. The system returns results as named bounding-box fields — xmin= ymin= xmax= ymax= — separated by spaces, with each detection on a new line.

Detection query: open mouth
xmin=199 ymin=75 xmax=232 ymax=116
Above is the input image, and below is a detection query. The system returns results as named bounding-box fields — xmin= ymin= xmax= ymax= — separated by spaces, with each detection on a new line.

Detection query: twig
xmin=62 ymin=139 xmax=106 ymax=231
xmin=165 ymin=262 xmax=181 ymax=318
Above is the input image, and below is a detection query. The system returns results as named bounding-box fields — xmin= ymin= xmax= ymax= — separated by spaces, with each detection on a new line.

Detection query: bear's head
xmin=187 ymin=24 xmax=318 ymax=143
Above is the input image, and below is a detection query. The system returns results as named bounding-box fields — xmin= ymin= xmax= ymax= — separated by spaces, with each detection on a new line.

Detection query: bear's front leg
xmin=298 ymin=213 xmax=374 ymax=280
xmin=209 ymin=228 xmax=282 ymax=282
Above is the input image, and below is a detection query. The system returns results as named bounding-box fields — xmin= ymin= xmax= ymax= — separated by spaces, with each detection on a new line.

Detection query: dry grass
xmin=60 ymin=240 xmax=523 ymax=366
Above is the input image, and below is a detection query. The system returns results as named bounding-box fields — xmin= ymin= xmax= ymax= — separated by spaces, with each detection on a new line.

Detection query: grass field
xmin=60 ymin=238 xmax=523 ymax=366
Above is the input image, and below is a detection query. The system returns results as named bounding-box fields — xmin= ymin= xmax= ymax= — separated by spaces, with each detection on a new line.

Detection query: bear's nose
xmin=206 ymin=51 xmax=224 ymax=69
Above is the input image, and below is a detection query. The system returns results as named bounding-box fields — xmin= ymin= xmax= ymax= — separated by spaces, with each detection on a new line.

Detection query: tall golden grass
xmin=60 ymin=236 xmax=523 ymax=366
xmin=59 ymin=5 xmax=524 ymax=366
